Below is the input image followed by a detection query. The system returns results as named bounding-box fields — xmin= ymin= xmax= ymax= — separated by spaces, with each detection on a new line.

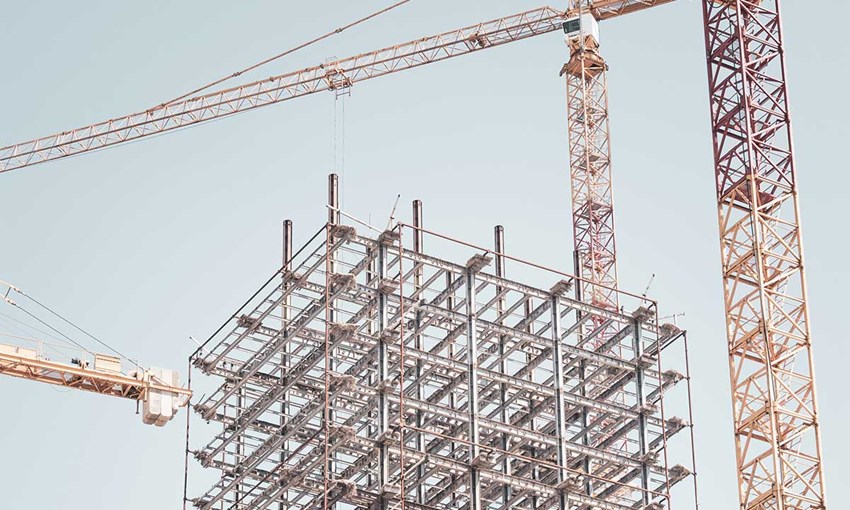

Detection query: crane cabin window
xmin=563 ymin=18 xmax=581 ymax=35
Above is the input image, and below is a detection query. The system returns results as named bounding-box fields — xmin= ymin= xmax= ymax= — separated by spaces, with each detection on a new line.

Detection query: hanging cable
xmin=339 ymin=89 xmax=344 ymax=209
xmin=333 ymin=87 xmax=338 ymax=175
xmin=157 ymin=0 xmax=413 ymax=108
xmin=332 ymin=89 xmax=347 ymax=212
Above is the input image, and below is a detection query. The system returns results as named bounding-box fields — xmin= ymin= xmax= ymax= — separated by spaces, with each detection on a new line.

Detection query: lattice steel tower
xmin=702 ymin=1 xmax=827 ymax=508
xmin=561 ymin=5 xmax=619 ymax=332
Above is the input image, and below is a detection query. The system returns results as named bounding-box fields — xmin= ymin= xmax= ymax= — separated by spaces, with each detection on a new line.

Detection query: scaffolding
xmin=186 ymin=177 xmax=697 ymax=510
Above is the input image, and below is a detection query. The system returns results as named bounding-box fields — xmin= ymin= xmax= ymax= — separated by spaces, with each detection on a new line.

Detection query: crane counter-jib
xmin=0 ymin=279 xmax=192 ymax=427
xmin=0 ymin=345 xmax=191 ymax=426
xmin=582 ymin=0 xmax=679 ymax=20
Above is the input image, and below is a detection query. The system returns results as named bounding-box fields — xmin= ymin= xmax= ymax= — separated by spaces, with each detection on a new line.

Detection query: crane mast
xmin=702 ymin=1 xmax=827 ymax=508
xmin=561 ymin=6 xmax=652 ymax=502
xmin=561 ymin=11 xmax=620 ymax=332
xmin=0 ymin=0 xmax=831 ymax=507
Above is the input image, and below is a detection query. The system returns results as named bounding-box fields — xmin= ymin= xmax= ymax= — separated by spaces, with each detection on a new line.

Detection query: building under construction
xmin=0 ymin=1 xmax=830 ymax=509
xmin=185 ymin=177 xmax=697 ymax=510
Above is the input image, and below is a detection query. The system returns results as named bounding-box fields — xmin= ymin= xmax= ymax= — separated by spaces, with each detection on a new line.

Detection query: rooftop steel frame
xmin=186 ymin=177 xmax=697 ymax=510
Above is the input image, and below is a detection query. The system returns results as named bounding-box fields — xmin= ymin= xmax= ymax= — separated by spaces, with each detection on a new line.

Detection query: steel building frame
xmin=186 ymin=189 xmax=696 ymax=510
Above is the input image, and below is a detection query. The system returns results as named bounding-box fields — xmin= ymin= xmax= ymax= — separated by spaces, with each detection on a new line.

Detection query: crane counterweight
xmin=0 ymin=343 xmax=190 ymax=426
xmin=0 ymin=279 xmax=191 ymax=427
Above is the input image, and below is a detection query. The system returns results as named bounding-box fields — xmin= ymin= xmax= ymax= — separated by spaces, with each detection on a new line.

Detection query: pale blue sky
xmin=1 ymin=1 xmax=848 ymax=508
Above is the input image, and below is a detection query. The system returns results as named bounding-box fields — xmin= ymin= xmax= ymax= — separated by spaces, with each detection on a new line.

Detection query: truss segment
xmin=701 ymin=1 xmax=827 ymax=508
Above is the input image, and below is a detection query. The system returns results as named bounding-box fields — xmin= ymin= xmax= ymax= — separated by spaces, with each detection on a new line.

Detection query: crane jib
xmin=0 ymin=1 xmax=677 ymax=174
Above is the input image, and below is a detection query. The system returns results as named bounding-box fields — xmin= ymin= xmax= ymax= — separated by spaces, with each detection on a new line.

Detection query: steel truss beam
xmin=0 ymin=7 xmax=568 ymax=173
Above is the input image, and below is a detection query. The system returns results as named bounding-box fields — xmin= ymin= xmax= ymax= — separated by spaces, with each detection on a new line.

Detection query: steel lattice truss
xmin=702 ymin=1 xmax=827 ymax=508
xmin=0 ymin=7 xmax=567 ymax=174
xmin=0 ymin=2 xmax=678 ymax=175
xmin=188 ymin=221 xmax=693 ymax=510
xmin=563 ymin=43 xmax=618 ymax=324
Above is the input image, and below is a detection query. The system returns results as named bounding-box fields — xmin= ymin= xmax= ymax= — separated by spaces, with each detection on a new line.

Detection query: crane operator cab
xmin=563 ymin=13 xmax=600 ymax=50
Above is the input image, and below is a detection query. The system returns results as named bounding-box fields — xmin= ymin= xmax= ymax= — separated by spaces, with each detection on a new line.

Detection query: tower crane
xmin=0 ymin=280 xmax=191 ymax=426
xmin=0 ymin=1 xmax=828 ymax=509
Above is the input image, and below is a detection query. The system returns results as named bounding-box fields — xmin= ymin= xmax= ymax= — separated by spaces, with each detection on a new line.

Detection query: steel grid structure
xmin=186 ymin=191 xmax=696 ymax=510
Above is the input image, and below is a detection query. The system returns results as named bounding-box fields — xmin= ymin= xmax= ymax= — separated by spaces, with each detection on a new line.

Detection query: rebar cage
xmin=187 ymin=218 xmax=696 ymax=510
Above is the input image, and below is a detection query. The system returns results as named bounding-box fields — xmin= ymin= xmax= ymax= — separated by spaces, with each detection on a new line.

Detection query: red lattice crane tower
xmin=703 ymin=1 xmax=826 ymax=508
xmin=0 ymin=1 xmax=829 ymax=508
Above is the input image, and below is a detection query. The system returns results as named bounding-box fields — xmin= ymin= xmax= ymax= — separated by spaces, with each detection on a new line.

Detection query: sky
xmin=1 ymin=1 xmax=848 ymax=508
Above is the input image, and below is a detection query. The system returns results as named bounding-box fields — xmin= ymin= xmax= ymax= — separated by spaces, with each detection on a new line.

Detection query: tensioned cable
xmin=157 ymin=0 xmax=413 ymax=108
xmin=0 ymin=1 xmax=415 ymax=175
xmin=0 ymin=310 xmax=70 ymax=345
xmin=3 ymin=281 xmax=142 ymax=369
xmin=10 ymin=302 xmax=89 ymax=354
xmin=0 ymin=331 xmax=99 ymax=356
xmin=15 ymin=290 xmax=143 ymax=370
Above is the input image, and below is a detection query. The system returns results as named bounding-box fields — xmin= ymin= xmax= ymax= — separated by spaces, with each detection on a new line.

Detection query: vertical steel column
xmin=562 ymin=9 xmax=619 ymax=337
xmin=701 ymin=1 xmax=827 ymax=508
xmin=493 ymin=226 xmax=512 ymax=505
xmin=412 ymin=200 xmax=426 ymax=505
xmin=326 ymin=175 xmax=339 ymax=507
xmin=549 ymin=292 xmax=569 ymax=510
xmin=377 ymin=232 xmax=390 ymax=509
xmin=465 ymin=263 xmax=482 ymax=510
xmin=632 ymin=319 xmax=650 ymax=506
xmin=524 ymin=295 xmax=539 ymax=510
xmin=328 ymin=174 xmax=340 ymax=225
xmin=446 ymin=270 xmax=459 ymax=495
xmin=280 ymin=219 xmax=292 ymax=510
xmin=235 ymin=390 xmax=244 ymax=504
xmin=365 ymin=243 xmax=377 ymax=491
xmin=573 ymin=251 xmax=593 ymax=497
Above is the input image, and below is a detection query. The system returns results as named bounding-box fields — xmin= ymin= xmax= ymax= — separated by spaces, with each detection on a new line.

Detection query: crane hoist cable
xmin=157 ymin=0 xmax=414 ymax=108
xmin=333 ymin=83 xmax=347 ymax=211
